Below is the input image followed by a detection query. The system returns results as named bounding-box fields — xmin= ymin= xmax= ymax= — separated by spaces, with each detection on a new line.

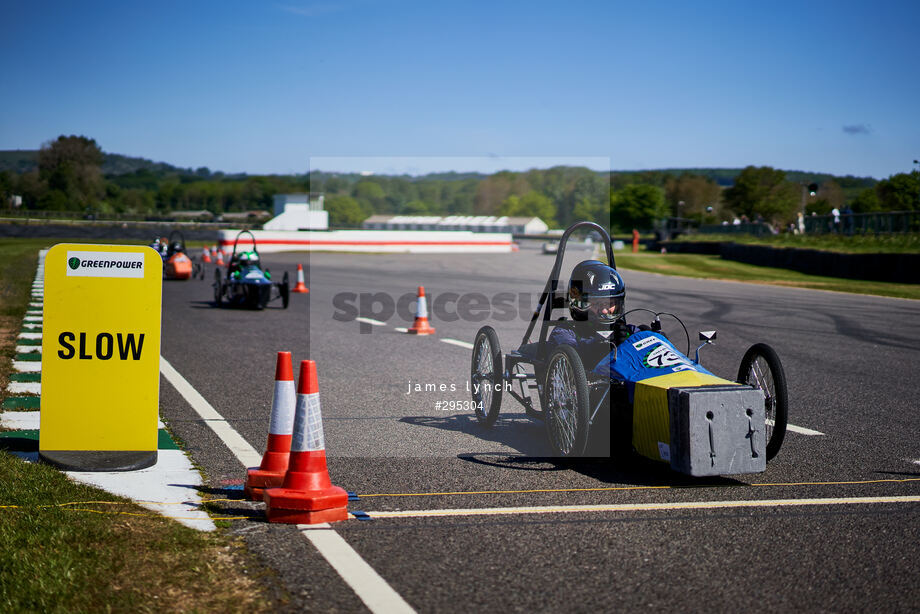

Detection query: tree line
xmin=2 ymin=135 xmax=917 ymax=232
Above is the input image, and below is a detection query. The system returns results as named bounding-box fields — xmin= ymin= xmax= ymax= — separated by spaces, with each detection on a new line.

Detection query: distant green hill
xmin=0 ymin=149 xmax=878 ymax=190
xmin=0 ymin=150 xmax=191 ymax=176
xmin=0 ymin=150 xmax=39 ymax=173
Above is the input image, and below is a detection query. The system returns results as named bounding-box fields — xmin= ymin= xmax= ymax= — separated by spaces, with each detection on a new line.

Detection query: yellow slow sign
xmin=40 ymin=244 xmax=163 ymax=471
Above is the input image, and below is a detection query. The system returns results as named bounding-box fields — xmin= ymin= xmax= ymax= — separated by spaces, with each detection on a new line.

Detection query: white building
xmin=362 ymin=215 xmax=548 ymax=235
xmin=263 ymin=193 xmax=328 ymax=231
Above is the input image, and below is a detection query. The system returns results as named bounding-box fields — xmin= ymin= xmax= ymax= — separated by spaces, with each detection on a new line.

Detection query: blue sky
xmin=2 ymin=0 xmax=918 ymax=179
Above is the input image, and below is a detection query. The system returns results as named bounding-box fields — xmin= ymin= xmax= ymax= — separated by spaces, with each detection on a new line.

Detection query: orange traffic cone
xmin=407 ymin=286 xmax=436 ymax=335
xmin=201 ymin=247 xmax=212 ymax=263
xmin=291 ymin=264 xmax=309 ymax=293
xmin=264 ymin=361 xmax=348 ymax=524
xmin=216 ymin=250 xmax=225 ymax=267
xmin=244 ymin=352 xmax=297 ymax=500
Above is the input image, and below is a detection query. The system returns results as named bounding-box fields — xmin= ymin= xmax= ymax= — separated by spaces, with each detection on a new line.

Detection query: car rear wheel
xmin=471 ymin=326 xmax=503 ymax=427
xmin=737 ymin=343 xmax=788 ymax=461
xmin=213 ymin=268 xmax=223 ymax=306
xmin=544 ymin=345 xmax=590 ymax=457
xmin=281 ymin=272 xmax=290 ymax=309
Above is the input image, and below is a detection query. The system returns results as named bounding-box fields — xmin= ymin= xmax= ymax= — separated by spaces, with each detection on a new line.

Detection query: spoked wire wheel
xmin=544 ymin=345 xmax=590 ymax=456
xmin=471 ymin=326 xmax=503 ymax=427
xmin=213 ymin=268 xmax=224 ymax=306
xmin=737 ymin=343 xmax=788 ymax=461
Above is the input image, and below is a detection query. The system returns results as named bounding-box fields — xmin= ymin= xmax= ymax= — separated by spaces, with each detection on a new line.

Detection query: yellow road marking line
xmin=355 ymin=495 xmax=920 ymax=519
xmin=356 ymin=477 xmax=920 ymax=498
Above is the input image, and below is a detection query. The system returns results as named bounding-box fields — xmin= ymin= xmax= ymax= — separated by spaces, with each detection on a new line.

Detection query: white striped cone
xmin=292 ymin=264 xmax=309 ymax=293
xmin=244 ymin=352 xmax=297 ymax=500
xmin=264 ymin=360 xmax=348 ymax=524
xmin=407 ymin=286 xmax=435 ymax=334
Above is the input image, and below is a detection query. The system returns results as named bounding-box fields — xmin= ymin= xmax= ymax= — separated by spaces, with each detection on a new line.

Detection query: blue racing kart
xmin=470 ymin=221 xmax=788 ymax=475
xmin=213 ymin=230 xmax=290 ymax=310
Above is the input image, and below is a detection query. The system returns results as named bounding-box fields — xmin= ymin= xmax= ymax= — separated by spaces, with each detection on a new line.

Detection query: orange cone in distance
xmin=244 ymin=352 xmax=297 ymax=500
xmin=264 ymin=360 xmax=348 ymax=524
xmin=292 ymin=264 xmax=309 ymax=293
xmin=407 ymin=286 xmax=435 ymax=335
xmin=201 ymin=247 xmax=212 ymax=263
xmin=216 ymin=250 xmax=225 ymax=267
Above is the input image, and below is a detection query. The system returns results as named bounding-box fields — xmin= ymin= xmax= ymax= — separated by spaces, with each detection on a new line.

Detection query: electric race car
xmin=153 ymin=230 xmax=202 ymax=280
xmin=213 ymin=230 xmax=290 ymax=309
xmin=470 ymin=221 xmax=788 ymax=476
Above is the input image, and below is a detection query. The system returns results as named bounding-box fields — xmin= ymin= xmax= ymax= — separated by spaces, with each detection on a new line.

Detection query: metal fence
xmin=803 ymin=211 xmax=920 ymax=235
xmin=697 ymin=222 xmax=774 ymax=237
xmin=0 ymin=208 xmax=260 ymax=228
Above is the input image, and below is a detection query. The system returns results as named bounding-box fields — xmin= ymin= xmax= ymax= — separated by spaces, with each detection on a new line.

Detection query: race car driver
xmin=548 ymin=259 xmax=633 ymax=369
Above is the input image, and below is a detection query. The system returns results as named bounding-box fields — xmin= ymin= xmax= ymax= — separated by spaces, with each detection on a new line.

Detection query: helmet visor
xmin=587 ymin=295 xmax=624 ymax=322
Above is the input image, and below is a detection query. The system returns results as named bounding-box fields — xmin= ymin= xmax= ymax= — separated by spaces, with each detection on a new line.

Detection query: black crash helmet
xmin=568 ymin=260 xmax=625 ymax=323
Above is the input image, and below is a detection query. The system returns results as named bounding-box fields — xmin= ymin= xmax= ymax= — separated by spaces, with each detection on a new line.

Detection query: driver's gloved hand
xmin=613 ymin=319 xmax=630 ymax=345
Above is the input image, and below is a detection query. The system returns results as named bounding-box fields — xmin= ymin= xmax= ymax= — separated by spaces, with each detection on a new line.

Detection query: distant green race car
xmin=213 ymin=230 xmax=289 ymax=310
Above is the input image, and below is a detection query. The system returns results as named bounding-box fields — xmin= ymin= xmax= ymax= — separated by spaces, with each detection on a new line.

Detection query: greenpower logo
xmin=65 ymin=250 xmax=146 ymax=279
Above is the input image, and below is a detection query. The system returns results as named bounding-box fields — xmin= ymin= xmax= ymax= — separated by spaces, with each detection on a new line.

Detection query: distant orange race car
xmin=153 ymin=230 xmax=200 ymax=280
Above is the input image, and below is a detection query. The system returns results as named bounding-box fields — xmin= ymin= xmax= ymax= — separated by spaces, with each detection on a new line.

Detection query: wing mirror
xmin=695 ymin=330 xmax=717 ymax=364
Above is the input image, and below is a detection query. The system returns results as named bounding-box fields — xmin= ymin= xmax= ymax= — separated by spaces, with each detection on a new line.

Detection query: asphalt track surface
xmin=159 ymin=243 xmax=920 ymax=612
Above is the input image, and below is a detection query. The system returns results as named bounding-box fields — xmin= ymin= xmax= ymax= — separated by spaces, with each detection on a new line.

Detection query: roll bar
xmin=232 ymin=229 xmax=259 ymax=259
xmin=519 ymin=221 xmax=614 ymax=353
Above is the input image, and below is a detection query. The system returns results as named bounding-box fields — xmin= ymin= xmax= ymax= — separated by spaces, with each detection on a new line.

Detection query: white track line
xmin=356 ymin=317 xmax=387 ymax=327
xmin=766 ymin=418 xmax=823 ymax=436
xmin=356 ymin=495 xmax=920 ymax=520
xmin=784 ymin=423 xmax=823 ymax=436
xmin=159 ymin=357 xmax=261 ymax=467
xmin=158 ymin=355 xmax=415 ymax=614
xmin=300 ymin=524 xmax=416 ymax=613
xmin=440 ymin=338 xmax=474 ymax=349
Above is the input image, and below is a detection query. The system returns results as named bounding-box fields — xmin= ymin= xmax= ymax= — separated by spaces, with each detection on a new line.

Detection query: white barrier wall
xmin=217 ymin=229 xmax=513 ymax=254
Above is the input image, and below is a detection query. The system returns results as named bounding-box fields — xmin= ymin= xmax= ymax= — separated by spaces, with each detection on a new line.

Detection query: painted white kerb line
xmin=300 ymin=524 xmax=416 ymax=614
xmin=158 ymin=355 xmax=415 ymax=614
xmin=159 ymin=356 xmax=261 ymax=467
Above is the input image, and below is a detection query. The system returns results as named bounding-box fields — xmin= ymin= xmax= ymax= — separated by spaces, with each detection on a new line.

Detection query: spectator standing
xmin=841 ymin=205 xmax=853 ymax=235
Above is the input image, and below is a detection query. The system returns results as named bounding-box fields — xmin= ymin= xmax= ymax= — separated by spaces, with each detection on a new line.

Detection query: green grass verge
xmin=0 ymin=237 xmax=277 ymax=611
xmin=614 ymin=252 xmax=920 ymax=300
xmin=0 ymin=454 xmax=271 ymax=612
xmin=670 ymin=232 xmax=920 ymax=254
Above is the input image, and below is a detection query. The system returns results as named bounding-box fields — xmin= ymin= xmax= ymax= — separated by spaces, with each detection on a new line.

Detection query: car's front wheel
xmin=470 ymin=326 xmax=503 ymax=427
xmin=737 ymin=343 xmax=788 ymax=461
xmin=544 ymin=345 xmax=590 ymax=457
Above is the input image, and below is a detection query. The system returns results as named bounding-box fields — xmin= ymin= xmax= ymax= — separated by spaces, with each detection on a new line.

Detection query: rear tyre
xmin=213 ymin=268 xmax=224 ymax=306
xmin=470 ymin=326 xmax=503 ymax=427
xmin=737 ymin=343 xmax=788 ymax=461
xmin=281 ymin=274 xmax=290 ymax=309
xmin=544 ymin=345 xmax=590 ymax=457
